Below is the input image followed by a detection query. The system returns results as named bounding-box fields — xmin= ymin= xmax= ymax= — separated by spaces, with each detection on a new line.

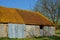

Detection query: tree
xmin=34 ymin=0 xmax=59 ymax=25
xmin=58 ymin=7 xmax=60 ymax=20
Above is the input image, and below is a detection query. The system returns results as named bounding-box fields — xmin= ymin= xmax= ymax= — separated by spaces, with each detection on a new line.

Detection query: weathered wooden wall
xmin=0 ymin=24 xmax=55 ymax=38
xmin=43 ymin=26 xmax=55 ymax=36
xmin=8 ymin=24 xmax=26 ymax=38
xmin=26 ymin=25 xmax=40 ymax=38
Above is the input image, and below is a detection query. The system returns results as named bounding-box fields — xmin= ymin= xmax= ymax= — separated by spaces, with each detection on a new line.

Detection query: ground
xmin=0 ymin=36 xmax=60 ymax=40
xmin=0 ymin=29 xmax=60 ymax=40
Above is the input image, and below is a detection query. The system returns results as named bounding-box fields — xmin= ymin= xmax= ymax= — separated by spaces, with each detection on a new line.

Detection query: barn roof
xmin=0 ymin=6 xmax=24 ymax=24
xmin=0 ymin=6 xmax=54 ymax=26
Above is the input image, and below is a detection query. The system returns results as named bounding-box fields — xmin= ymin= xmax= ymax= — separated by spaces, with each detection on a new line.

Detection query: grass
xmin=0 ymin=36 xmax=60 ymax=40
xmin=56 ymin=29 xmax=60 ymax=35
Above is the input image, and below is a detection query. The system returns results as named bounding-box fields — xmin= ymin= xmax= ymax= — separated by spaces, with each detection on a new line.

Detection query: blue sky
xmin=0 ymin=0 xmax=37 ymax=10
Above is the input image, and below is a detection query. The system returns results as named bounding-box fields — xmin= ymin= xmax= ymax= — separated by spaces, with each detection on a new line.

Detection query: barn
xmin=0 ymin=6 xmax=55 ymax=38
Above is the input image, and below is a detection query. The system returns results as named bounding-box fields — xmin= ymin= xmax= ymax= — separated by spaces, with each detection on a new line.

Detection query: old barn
xmin=0 ymin=6 xmax=55 ymax=38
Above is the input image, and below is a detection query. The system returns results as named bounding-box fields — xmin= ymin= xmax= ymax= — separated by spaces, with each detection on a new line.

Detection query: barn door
xmin=8 ymin=24 xmax=26 ymax=38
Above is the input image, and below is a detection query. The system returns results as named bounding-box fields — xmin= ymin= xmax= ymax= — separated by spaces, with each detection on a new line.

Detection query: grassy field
xmin=0 ymin=36 xmax=60 ymax=40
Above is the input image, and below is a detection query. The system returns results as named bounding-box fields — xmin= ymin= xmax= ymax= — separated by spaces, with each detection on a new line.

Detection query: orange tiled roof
xmin=0 ymin=6 xmax=54 ymax=26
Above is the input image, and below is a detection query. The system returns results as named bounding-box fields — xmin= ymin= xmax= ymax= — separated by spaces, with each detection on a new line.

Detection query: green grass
xmin=0 ymin=36 xmax=60 ymax=40
xmin=56 ymin=29 xmax=60 ymax=35
xmin=57 ymin=21 xmax=60 ymax=25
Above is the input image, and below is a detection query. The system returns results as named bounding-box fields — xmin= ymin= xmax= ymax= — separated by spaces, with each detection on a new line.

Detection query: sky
xmin=0 ymin=0 xmax=37 ymax=10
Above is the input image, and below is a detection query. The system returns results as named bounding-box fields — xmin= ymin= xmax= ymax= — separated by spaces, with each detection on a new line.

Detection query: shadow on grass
xmin=48 ymin=36 xmax=60 ymax=40
xmin=0 ymin=36 xmax=60 ymax=40
xmin=34 ymin=36 xmax=60 ymax=40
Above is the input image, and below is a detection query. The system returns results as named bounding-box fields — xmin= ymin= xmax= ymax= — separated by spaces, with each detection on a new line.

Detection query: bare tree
xmin=57 ymin=0 xmax=60 ymax=20
xmin=34 ymin=0 xmax=59 ymax=25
